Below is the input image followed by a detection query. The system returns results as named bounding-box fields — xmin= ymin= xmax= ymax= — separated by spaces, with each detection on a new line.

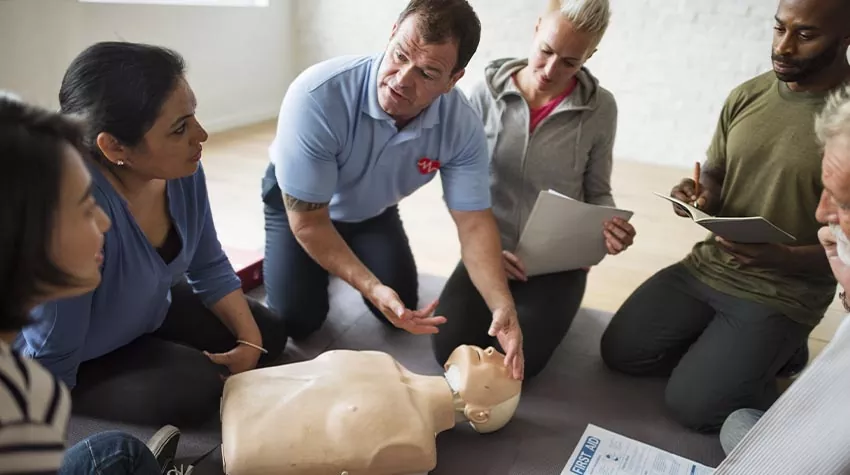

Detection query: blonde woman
xmin=432 ymin=0 xmax=635 ymax=379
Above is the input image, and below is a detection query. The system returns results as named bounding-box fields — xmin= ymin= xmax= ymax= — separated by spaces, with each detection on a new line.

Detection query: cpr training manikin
xmin=220 ymin=344 xmax=522 ymax=475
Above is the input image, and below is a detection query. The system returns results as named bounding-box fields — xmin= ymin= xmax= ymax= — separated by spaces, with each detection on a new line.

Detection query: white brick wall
xmin=293 ymin=0 xmax=784 ymax=168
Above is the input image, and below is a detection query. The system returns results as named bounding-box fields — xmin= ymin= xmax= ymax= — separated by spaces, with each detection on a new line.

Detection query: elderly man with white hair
xmin=714 ymin=83 xmax=850 ymax=474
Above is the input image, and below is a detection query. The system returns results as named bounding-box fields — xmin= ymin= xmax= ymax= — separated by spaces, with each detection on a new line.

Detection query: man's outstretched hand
xmin=368 ymin=284 xmax=447 ymax=334
xmin=488 ymin=306 xmax=524 ymax=380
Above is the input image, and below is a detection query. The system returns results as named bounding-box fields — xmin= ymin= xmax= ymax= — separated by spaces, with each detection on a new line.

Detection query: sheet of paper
xmin=562 ymin=425 xmax=715 ymax=475
xmin=514 ymin=190 xmax=633 ymax=277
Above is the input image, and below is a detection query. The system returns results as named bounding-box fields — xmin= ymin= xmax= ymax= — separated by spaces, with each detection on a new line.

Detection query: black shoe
xmin=146 ymin=425 xmax=181 ymax=474
xmin=777 ymin=344 xmax=809 ymax=378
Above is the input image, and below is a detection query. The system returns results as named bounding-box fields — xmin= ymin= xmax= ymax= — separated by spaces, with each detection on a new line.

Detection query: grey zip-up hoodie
xmin=466 ymin=57 xmax=618 ymax=251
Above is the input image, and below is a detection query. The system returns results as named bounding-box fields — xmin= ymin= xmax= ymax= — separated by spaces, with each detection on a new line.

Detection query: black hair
xmin=0 ymin=93 xmax=86 ymax=331
xmin=396 ymin=0 xmax=482 ymax=74
xmin=58 ymin=41 xmax=186 ymax=166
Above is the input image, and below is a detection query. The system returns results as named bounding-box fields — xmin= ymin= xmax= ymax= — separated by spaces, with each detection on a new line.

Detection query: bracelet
xmin=237 ymin=340 xmax=268 ymax=354
xmin=841 ymin=291 xmax=850 ymax=313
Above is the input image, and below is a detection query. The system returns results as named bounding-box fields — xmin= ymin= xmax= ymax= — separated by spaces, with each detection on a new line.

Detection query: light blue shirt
xmin=263 ymin=53 xmax=491 ymax=223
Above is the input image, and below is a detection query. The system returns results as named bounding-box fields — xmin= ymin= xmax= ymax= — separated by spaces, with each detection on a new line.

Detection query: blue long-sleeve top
xmin=14 ymin=162 xmax=241 ymax=388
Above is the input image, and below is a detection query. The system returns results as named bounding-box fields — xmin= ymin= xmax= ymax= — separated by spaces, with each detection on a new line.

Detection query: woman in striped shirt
xmin=0 ymin=94 xmax=179 ymax=474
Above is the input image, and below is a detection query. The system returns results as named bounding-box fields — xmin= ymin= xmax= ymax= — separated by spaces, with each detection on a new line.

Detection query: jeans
xmin=719 ymin=408 xmax=765 ymax=455
xmin=71 ymin=281 xmax=286 ymax=427
xmin=263 ymin=203 xmax=418 ymax=340
xmin=431 ymin=262 xmax=587 ymax=379
xmin=60 ymin=431 xmax=160 ymax=475
xmin=600 ymin=263 xmax=811 ymax=431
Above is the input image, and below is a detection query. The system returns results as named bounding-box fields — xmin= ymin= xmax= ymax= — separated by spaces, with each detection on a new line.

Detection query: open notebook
xmin=514 ymin=190 xmax=634 ymax=277
xmin=653 ymin=192 xmax=796 ymax=244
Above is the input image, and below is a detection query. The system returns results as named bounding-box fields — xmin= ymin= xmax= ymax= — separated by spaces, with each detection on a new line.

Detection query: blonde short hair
xmin=816 ymin=84 xmax=850 ymax=145
xmin=549 ymin=0 xmax=611 ymax=48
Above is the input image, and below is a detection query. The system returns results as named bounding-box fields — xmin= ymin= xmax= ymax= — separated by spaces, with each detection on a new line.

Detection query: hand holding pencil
xmin=670 ymin=161 xmax=716 ymax=217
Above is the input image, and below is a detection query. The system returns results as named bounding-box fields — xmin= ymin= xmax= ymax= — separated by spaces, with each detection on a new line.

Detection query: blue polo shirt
xmin=262 ymin=53 xmax=491 ymax=223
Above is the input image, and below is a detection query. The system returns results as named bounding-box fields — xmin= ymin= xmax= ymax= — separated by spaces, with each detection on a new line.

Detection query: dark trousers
xmin=431 ymin=262 xmax=587 ymax=379
xmin=263 ymin=204 xmax=418 ymax=340
xmin=600 ymin=263 xmax=811 ymax=431
xmin=71 ymin=282 xmax=286 ymax=428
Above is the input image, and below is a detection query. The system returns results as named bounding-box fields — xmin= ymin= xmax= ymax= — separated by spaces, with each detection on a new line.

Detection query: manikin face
xmin=816 ymin=135 xmax=850 ymax=264
xmin=444 ymin=345 xmax=522 ymax=433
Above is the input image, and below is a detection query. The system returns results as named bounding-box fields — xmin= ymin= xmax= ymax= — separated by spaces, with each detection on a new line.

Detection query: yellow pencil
xmin=694 ymin=162 xmax=701 ymax=208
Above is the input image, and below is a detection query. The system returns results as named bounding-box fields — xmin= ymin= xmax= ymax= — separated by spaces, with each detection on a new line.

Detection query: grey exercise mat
xmin=67 ymin=274 xmax=725 ymax=474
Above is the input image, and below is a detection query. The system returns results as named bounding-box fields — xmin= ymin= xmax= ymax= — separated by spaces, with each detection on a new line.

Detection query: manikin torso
xmin=221 ymin=350 xmax=457 ymax=475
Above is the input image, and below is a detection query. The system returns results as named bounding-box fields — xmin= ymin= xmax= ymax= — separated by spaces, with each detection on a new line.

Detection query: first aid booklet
xmin=562 ymin=424 xmax=715 ymax=475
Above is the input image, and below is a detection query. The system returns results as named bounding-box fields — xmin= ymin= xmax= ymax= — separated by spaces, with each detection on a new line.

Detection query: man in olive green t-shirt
xmin=600 ymin=0 xmax=850 ymax=432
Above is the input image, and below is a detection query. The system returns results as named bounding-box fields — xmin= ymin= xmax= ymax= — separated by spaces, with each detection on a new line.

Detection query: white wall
xmin=2 ymin=0 xmax=841 ymax=167
xmin=292 ymin=0 xmax=781 ymax=168
xmin=0 ymin=0 xmax=292 ymax=133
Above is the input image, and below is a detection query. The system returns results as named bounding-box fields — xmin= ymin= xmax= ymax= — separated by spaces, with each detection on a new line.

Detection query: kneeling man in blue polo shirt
xmin=260 ymin=0 xmax=524 ymax=379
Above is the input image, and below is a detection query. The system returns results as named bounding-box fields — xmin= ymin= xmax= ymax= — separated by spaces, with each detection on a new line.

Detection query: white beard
xmin=829 ymin=223 xmax=850 ymax=266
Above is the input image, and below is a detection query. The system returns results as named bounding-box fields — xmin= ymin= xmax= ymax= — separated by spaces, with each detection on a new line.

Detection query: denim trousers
xmin=59 ymin=431 xmax=160 ymax=475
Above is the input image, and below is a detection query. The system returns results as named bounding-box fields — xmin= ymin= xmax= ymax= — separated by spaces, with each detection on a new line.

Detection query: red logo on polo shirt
xmin=417 ymin=157 xmax=440 ymax=174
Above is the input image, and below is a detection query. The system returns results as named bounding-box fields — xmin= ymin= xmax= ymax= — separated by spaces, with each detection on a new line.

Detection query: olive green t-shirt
xmin=682 ymin=72 xmax=837 ymax=327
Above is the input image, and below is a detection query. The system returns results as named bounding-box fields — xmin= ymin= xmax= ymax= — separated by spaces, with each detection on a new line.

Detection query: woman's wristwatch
xmin=840 ymin=290 xmax=850 ymax=312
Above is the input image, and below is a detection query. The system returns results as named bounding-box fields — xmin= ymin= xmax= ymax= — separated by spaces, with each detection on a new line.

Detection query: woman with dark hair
xmin=14 ymin=41 xmax=287 ymax=427
xmin=0 ymin=93 xmax=180 ymax=474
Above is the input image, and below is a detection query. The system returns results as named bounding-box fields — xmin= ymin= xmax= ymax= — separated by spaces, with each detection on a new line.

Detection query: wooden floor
xmin=201 ymin=120 xmax=842 ymax=358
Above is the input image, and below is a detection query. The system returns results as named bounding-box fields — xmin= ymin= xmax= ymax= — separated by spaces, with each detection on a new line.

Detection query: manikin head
xmin=443 ymin=345 xmax=522 ymax=433
xmin=815 ymin=84 xmax=850 ymax=266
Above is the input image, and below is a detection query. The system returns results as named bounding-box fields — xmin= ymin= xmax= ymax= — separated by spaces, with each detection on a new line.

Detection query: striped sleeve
xmin=714 ymin=316 xmax=850 ymax=474
xmin=0 ymin=344 xmax=70 ymax=474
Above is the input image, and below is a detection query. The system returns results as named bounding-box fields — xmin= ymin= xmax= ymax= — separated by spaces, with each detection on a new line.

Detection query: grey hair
xmin=815 ymin=84 xmax=850 ymax=145
xmin=553 ymin=0 xmax=611 ymax=47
